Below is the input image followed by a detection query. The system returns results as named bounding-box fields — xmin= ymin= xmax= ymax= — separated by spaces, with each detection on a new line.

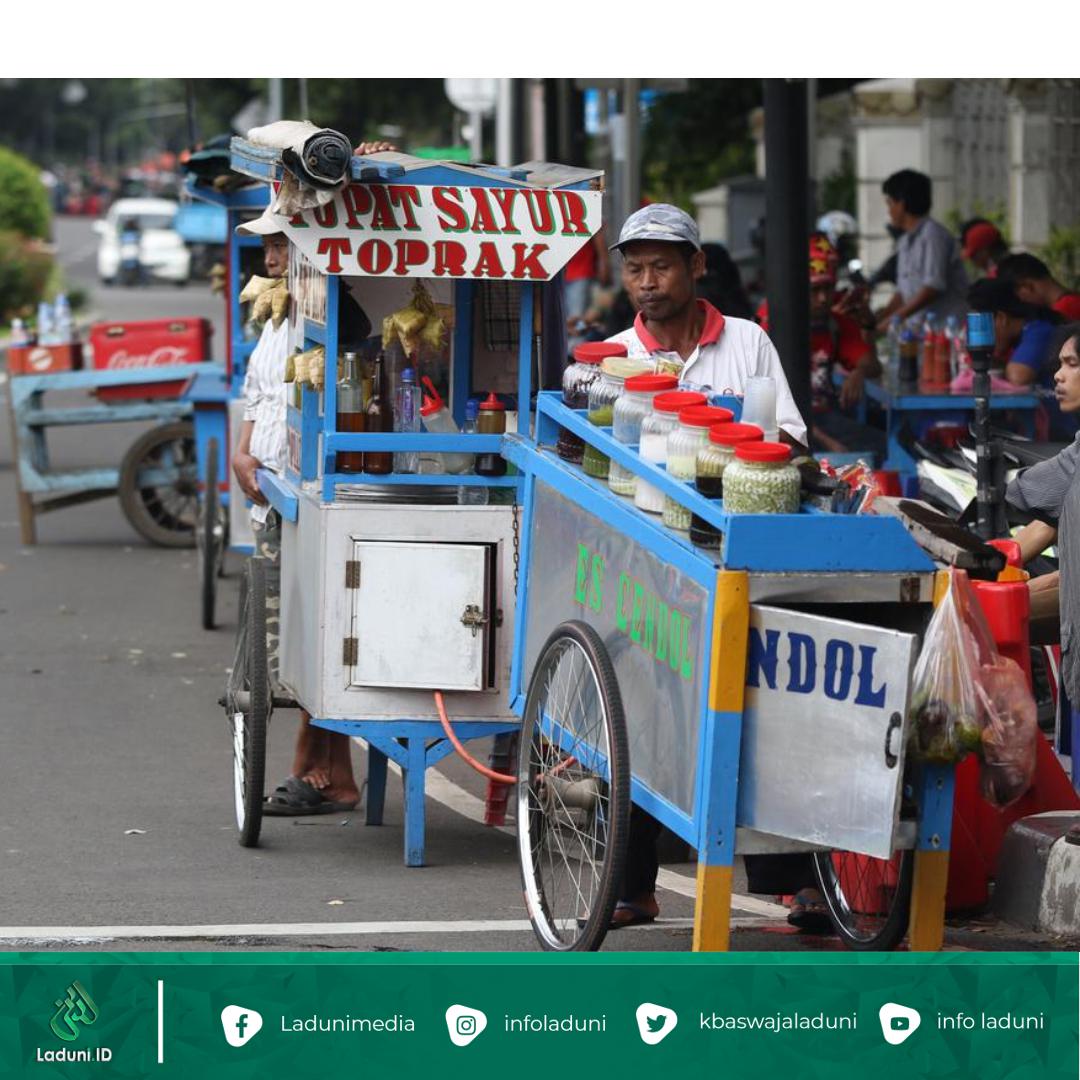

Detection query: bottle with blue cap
xmin=393 ymin=365 xmax=421 ymax=474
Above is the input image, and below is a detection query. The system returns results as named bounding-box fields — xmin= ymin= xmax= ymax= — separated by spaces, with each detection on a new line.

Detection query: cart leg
xmin=908 ymin=763 xmax=955 ymax=951
xmin=366 ymin=745 xmax=388 ymax=827
xmin=403 ymin=738 xmax=427 ymax=867
xmin=693 ymin=570 xmax=750 ymax=953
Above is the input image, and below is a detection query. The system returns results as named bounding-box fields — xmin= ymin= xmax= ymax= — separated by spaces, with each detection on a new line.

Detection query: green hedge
xmin=0 ymin=230 xmax=52 ymax=323
xmin=0 ymin=147 xmax=51 ymax=240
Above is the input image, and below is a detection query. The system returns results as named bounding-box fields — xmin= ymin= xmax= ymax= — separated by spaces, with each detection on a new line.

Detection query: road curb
xmin=992 ymin=811 xmax=1080 ymax=934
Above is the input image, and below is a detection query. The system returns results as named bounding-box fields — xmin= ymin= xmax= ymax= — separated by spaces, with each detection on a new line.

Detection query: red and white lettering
xmin=432 ymin=240 xmax=467 ymax=277
xmin=433 ymin=187 xmax=468 ymax=232
xmin=317 ymin=237 xmax=352 ymax=274
xmin=357 ymin=239 xmax=393 ymax=275
xmin=472 ymin=242 xmax=506 ymax=278
xmin=312 ymin=202 xmax=338 ymax=228
xmin=523 ymin=190 xmax=556 ymax=234
xmin=388 ymin=186 xmax=422 ymax=230
xmin=510 ymin=242 xmax=549 ymax=280
xmin=369 ymin=186 xmax=399 ymax=231
xmin=490 ymin=189 xmax=521 ymax=234
xmin=105 ymin=346 xmax=190 ymax=369
xmin=469 ymin=188 xmax=499 ymax=234
xmin=554 ymin=191 xmax=590 ymax=236
xmin=341 ymin=185 xmax=371 ymax=228
xmin=394 ymin=239 xmax=429 ymax=275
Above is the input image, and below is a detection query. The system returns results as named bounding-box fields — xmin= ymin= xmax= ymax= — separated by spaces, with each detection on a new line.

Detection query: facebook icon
xmin=221 ymin=1005 xmax=263 ymax=1047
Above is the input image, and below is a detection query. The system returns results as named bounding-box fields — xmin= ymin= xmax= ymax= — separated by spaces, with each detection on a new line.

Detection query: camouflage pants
xmin=250 ymin=509 xmax=282 ymax=686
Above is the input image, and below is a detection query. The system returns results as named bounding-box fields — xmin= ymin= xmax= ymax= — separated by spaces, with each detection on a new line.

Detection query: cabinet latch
xmin=460 ymin=604 xmax=489 ymax=638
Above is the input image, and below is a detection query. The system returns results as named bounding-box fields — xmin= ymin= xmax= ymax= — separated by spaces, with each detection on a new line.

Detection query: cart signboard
xmin=523 ymin=481 xmax=710 ymax=816
xmin=738 ymin=606 xmax=918 ymax=859
xmin=273 ymin=183 xmax=603 ymax=281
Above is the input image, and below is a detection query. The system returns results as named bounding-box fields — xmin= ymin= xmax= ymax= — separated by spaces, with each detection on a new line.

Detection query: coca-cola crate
xmin=89 ymin=318 xmax=212 ymax=401
xmin=7 ymin=342 xmax=83 ymax=376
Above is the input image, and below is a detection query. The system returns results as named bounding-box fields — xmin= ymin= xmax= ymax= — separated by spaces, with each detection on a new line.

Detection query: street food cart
xmin=224 ymin=138 xmax=953 ymax=954
xmin=181 ymin=175 xmax=269 ymax=627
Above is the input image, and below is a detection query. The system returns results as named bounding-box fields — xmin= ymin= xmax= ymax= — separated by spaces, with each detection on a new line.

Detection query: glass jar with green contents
xmin=558 ymin=341 xmax=622 ymax=463
xmin=723 ymin=441 xmax=801 ymax=515
xmin=662 ymin=405 xmax=735 ymax=531
xmin=634 ymin=390 xmax=707 ymax=513
xmin=609 ymin=373 xmax=678 ymax=496
xmin=690 ymin=422 xmax=764 ymax=548
xmin=581 ymin=356 xmax=651 ymax=479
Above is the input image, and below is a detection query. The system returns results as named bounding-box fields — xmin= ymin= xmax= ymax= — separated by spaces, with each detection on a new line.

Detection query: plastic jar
xmin=662 ymin=406 xmax=735 ymax=530
xmin=690 ymin=422 xmax=764 ymax=548
xmin=634 ymin=390 xmax=708 ymax=513
xmin=581 ymin=356 xmax=651 ymax=479
xmin=723 ymin=441 xmax=801 ymax=515
xmin=558 ymin=342 xmax=625 ymax=463
xmin=608 ymin=373 xmax=679 ymax=496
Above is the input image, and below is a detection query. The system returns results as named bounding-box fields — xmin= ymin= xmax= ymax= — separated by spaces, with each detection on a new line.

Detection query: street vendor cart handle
xmin=885 ymin=712 xmax=902 ymax=769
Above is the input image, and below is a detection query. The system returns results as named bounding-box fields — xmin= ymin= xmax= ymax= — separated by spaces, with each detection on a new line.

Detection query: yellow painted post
xmin=908 ymin=569 xmax=953 ymax=952
xmin=693 ymin=569 xmax=749 ymax=952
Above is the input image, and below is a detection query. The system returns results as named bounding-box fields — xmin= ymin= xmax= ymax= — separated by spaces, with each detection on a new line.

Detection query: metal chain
xmin=511 ymin=492 xmax=521 ymax=597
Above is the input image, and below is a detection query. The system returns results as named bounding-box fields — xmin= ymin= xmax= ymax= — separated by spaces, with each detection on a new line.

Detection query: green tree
xmin=0 ymin=146 xmax=50 ymax=238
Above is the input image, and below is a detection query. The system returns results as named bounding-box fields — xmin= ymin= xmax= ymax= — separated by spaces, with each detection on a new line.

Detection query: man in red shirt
xmin=997 ymin=253 xmax=1080 ymax=322
xmin=759 ymin=234 xmax=885 ymax=456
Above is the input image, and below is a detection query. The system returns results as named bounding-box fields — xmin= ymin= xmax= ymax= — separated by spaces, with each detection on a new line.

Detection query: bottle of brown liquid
xmin=475 ymin=392 xmax=507 ymax=477
xmin=336 ymin=351 xmax=365 ymax=473
xmin=363 ymin=352 xmax=393 ymax=475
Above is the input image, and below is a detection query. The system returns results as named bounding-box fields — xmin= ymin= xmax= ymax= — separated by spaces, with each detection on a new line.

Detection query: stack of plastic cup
xmin=740 ymin=376 xmax=778 ymax=442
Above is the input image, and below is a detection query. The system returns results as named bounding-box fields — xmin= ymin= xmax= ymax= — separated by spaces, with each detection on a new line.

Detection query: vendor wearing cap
xmin=606 ymin=204 xmax=808 ymax=449
xmin=961 ymin=220 xmax=1009 ymax=278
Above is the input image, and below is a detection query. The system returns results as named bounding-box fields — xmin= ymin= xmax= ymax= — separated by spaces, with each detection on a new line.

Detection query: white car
xmin=94 ymin=198 xmax=191 ymax=285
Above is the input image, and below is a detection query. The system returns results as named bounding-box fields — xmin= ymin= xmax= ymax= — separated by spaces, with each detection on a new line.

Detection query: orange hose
xmin=434 ymin=691 xmax=516 ymax=785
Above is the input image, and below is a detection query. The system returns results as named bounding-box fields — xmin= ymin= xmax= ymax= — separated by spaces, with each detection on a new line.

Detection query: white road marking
xmin=386 ymin=756 xmax=788 ymax=920
xmin=0 ymin=916 xmax=756 ymax=943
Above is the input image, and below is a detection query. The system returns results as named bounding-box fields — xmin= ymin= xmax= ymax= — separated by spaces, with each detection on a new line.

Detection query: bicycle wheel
xmin=225 ymin=558 xmax=270 ymax=847
xmin=197 ymin=437 xmax=224 ymax=630
xmin=118 ymin=420 xmax=198 ymax=548
xmin=814 ymin=848 xmax=913 ymax=950
xmin=517 ymin=620 xmax=629 ymax=951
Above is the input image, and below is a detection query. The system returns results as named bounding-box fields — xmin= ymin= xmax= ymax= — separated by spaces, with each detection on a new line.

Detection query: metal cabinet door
xmin=346 ymin=540 xmax=492 ymax=692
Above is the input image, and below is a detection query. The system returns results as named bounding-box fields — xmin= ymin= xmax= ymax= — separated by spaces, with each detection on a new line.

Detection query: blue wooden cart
xmin=181 ymin=177 xmax=269 ymax=627
xmin=223 ymin=138 xmax=955 ymax=954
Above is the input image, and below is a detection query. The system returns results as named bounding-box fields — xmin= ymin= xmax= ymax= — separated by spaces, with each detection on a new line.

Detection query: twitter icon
xmin=636 ymin=1003 xmax=678 ymax=1045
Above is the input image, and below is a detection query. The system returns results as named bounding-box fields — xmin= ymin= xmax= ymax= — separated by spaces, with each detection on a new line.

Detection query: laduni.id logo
xmin=37 ymin=980 xmax=113 ymax=1064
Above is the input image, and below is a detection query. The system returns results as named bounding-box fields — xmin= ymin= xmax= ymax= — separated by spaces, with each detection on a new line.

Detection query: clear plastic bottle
xmin=662 ymin=405 xmax=735 ymax=531
xmin=634 ymin=390 xmax=707 ymax=513
xmin=420 ymin=376 xmax=472 ymax=474
xmin=36 ymin=301 xmax=54 ymax=346
xmin=393 ymin=366 xmax=421 ymax=474
xmin=10 ymin=318 xmax=29 ymax=347
xmin=608 ymin=373 xmax=678 ymax=496
xmin=53 ymin=293 xmax=72 ymax=345
xmin=886 ymin=315 xmax=902 ymax=370
xmin=458 ymin=400 xmax=489 ymax=505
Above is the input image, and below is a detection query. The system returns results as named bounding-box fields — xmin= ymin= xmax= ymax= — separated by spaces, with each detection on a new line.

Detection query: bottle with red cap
xmin=609 ymin=372 xmax=678 ymax=496
xmin=663 ymin=405 xmax=735 ymax=531
xmin=722 ymin=441 xmax=801 ymax=515
xmin=634 ymin=389 xmax=708 ymax=513
xmin=558 ymin=341 xmax=626 ymax=463
xmin=690 ymin=422 xmax=764 ymax=547
xmin=475 ymin=392 xmax=507 ymax=477
xmin=418 ymin=375 xmax=472 ymax=474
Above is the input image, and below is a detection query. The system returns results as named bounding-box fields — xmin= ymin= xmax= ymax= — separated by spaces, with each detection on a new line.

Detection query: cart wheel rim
xmin=814 ymin=849 xmax=912 ymax=948
xmin=517 ymin=630 xmax=624 ymax=950
xmin=232 ymin=711 xmax=247 ymax=830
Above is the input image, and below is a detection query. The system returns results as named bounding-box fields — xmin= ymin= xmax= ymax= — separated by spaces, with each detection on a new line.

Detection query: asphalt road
xmin=0 ymin=217 xmax=1068 ymax=955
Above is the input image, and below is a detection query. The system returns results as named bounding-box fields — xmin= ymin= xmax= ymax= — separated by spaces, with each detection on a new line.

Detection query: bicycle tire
xmin=118 ymin=420 xmax=198 ymax=548
xmin=814 ymin=848 xmax=913 ymax=950
xmin=198 ymin=437 xmax=222 ymax=630
xmin=517 ymin=620 xmax=629 ymax=951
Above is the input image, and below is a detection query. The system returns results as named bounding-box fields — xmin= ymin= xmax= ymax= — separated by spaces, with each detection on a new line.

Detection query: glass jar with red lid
xmin=662 ymin=405 xmax=735 ymax=530
xmin=634 ymin=389 xmax=708 ymax=513
xmin=690 ymin=422 xmax=764 ymax=547
xmin=608 ymin=372 xmax=679 ymax=496
xmin=557 ymin=341 xmax=627 ymax=463
xmin=722 ymin=441 xmax=800 ymax=515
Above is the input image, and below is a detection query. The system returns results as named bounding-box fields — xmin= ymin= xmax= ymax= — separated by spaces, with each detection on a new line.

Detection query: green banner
xmin=1 ymin=953 xmax=1075 ymax=1078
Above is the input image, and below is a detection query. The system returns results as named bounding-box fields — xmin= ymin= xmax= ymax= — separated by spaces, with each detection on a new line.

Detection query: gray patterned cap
xmin=610 ymin=203 xmax=701 ymax=251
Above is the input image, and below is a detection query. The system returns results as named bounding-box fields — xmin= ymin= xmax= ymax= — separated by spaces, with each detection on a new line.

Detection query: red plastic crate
xmin=7 ymin=342 xmax=82 ymax=375
xmin=90 ymin=318 xmax=212 ymax=401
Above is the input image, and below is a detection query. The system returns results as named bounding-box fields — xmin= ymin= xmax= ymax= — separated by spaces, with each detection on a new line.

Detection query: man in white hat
xmin=233 ymin=207 xmax=363 ymax=815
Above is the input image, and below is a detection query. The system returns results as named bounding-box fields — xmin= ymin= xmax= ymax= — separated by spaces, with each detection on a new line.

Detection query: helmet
xmin=815 ymin=210 xmax=858 ymax=249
